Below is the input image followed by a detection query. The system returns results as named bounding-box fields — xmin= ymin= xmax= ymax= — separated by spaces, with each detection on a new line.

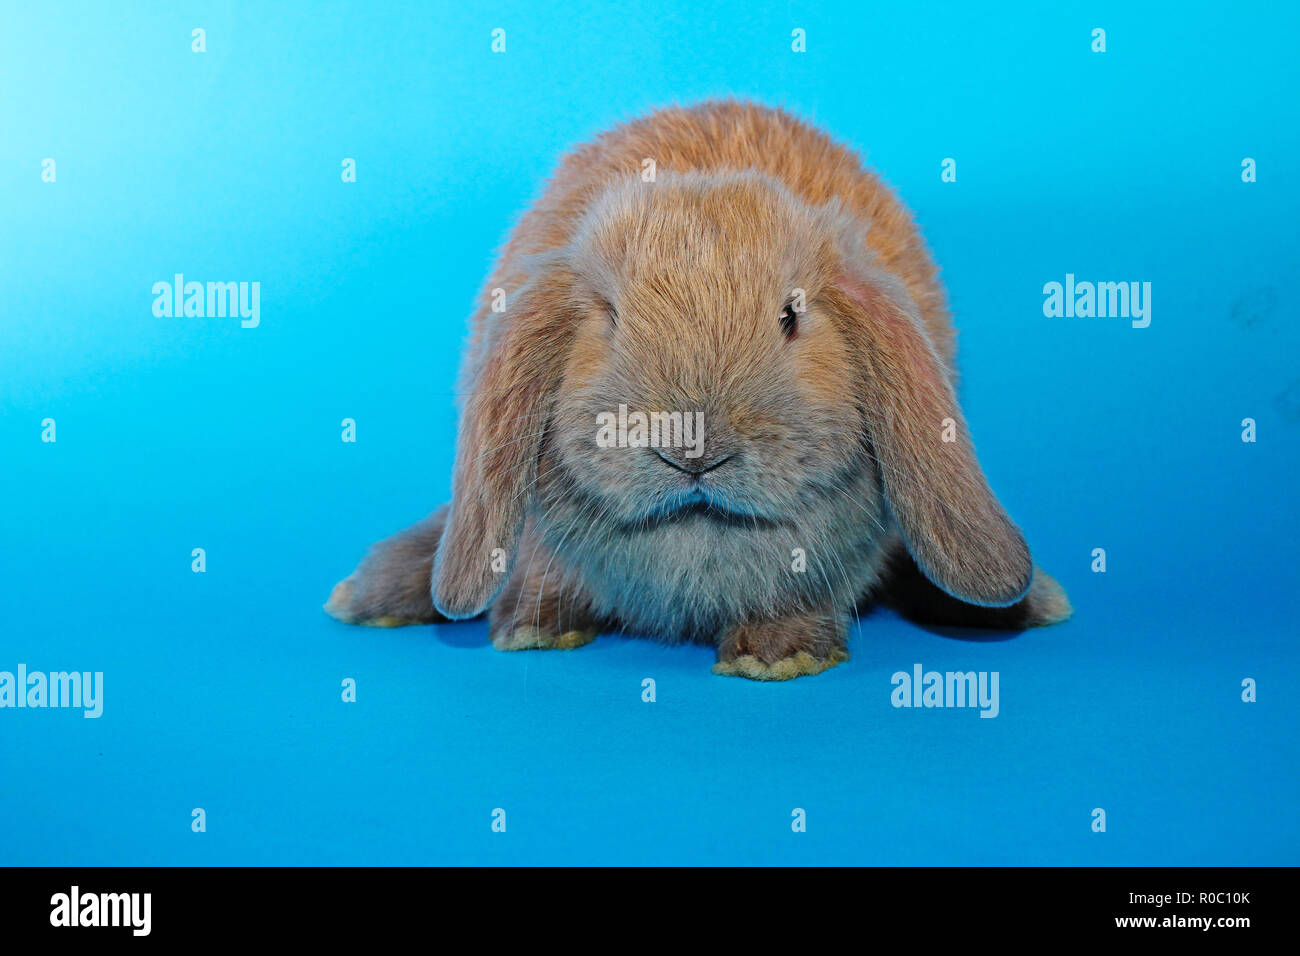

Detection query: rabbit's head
xmin=432 ymin=171 xmax=1032 ymax=618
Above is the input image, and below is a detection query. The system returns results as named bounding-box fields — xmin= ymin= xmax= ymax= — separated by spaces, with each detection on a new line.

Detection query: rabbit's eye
xmin=608 ymin=307 xmax=618 ymax=327
xmin=779 ymin=302 xmax=798 ymax=338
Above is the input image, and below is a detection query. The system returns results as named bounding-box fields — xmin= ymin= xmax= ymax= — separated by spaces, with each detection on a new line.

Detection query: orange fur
xmin=329 ymin=100 xmax=1072 ymax=680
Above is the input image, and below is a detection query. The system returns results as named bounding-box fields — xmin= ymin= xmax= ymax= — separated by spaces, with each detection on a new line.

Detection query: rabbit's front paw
xmin=712 ymin=612 xmax=849 ymax=681
xmin=491 ymin=626 xmax=597 ymax=651
xmin=713 ymin=647 xmax=849 ymax=681
xmin=486 ymin=526 xmax=602 ymax=650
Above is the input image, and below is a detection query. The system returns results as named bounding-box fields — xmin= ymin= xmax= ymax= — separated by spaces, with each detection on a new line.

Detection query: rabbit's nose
xmin=653 ymin=447 xmax=735 ymax=475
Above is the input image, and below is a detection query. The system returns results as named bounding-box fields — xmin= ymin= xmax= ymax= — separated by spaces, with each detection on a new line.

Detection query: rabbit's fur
xmin=326 ymin=101 xmax=1071 ymax=680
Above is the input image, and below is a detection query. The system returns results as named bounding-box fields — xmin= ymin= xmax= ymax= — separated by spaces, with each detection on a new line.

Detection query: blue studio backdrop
xmin=2 ymin=1 xmax=1297 ymax=865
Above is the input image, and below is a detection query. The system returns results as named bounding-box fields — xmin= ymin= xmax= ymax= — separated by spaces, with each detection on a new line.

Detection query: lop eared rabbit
xmin=326 ymin=101 xmax=1071 ymax=680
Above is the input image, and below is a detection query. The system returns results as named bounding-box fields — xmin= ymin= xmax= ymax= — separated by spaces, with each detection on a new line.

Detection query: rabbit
xmin=325 ymin=100 xmax=1071 ymax=680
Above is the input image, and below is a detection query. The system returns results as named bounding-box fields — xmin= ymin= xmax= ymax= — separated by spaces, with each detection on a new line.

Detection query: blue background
xmin=2 ymin=1 xmax=1297 ymax=865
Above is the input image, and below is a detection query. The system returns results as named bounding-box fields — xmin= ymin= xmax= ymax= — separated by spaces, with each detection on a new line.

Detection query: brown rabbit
xmin=325 ymin=100 xmax=1071 ymax=680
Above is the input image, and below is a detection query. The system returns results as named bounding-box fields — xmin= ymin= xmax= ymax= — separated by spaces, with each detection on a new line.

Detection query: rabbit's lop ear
xmin=431 ymin=259 xmax=577 ymax=619
xmin=829 ymin=254 xmax=1033 ymax=608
